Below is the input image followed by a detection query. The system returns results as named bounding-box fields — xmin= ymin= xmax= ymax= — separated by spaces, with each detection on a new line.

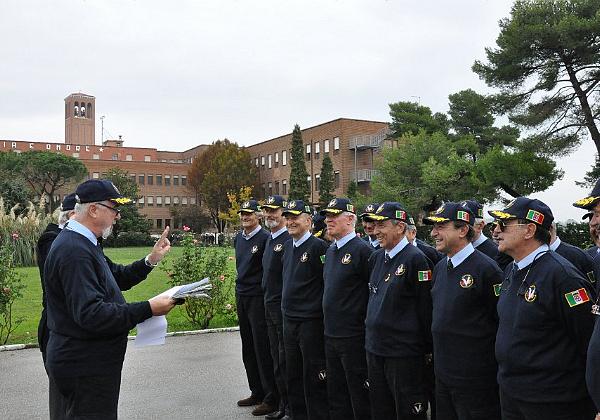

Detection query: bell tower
xmin=65 ymin=93 xmax=95 ymax=145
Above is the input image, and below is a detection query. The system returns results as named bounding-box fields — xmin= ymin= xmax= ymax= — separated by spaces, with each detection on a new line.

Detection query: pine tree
xmin=319 ymin=154 xmax=335 ymax=205
xmin=347 ymin=180 xmax=358 ymax=201
xmin=288 ymin=124 xmax=310 ymax=201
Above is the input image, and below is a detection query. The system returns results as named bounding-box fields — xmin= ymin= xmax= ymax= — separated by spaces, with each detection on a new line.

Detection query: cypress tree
xmin=319 ymin=154 xmax=335 ymax=205
xmin=288 ymin=124 xmax=310 ymax=201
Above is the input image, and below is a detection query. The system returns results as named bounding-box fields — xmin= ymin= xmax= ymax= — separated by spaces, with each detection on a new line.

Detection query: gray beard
xmin=265 ymin=219 xmax=279 ymax=229
xmin=101 ymin=225 xmax=113 ymax=240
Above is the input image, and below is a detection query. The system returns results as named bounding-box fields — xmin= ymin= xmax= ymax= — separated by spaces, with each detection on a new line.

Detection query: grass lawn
xmin=6 ymin=246 xmax=238 ymax=346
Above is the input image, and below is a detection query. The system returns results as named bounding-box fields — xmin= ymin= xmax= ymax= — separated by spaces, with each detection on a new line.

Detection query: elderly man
xmin=364 ymin=202 xmax=432 ymax=420
xmin=359 ymin=203 xmax=381 ymax=250
xmin=547 ymin=222 xmax=595 ymax=284
xmin=491 ymin=197 xmax=596 ymax=419
xmin=281 ymin=199 xmax=329 ymax=420
xmin=425 ymin=202 xmax=503 ymax=420
xmin=44 ymin=180 xmax=175 ymax=419
xmin=321 ymin=198 xmax=373 ymax=420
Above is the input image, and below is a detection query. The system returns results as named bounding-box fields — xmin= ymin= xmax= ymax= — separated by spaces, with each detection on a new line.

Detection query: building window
xmin=315 ymin=141 xmax=320 ymax=155
xmin=275 ymin=152 xmax=279 ymax=168
xmin=156 ymin=196 xmax=163 ymax=207
xmin=181 ymin=176 xmax=187 ymax=186
xmin=129 ymin=174 xmax=136 ymax=183
xmin=165 ymin=218 xmax=171 ymax=227
xmin=324 ymin=139 xmax=330 ymax=153
xmin=261 ymin=156 xmax=265 ymax=166
xmin=92 ymin=154 xmax=99 ymax=160
xmin=138 ymin=174 xmax=145 ymax=185
xmin=92 ymin=172 xmax=99 ymax=179
xmin=157 ymin=219 xmax=162 ymax=229
xmin=315 ymin=174 xmax=320 ymax=191
xmin=165 ymin=196 xmax=171 ymax=205
xmin=182 ymin=197 xmax=188 ymax=205
xmin=307 ymin=175 xmax=311 ymax=191
xmin=173 ymin=196 xmax=179 ymax=205
xmin=174 ymin=176 xmax=179 ymax=186
xmin=268 ymin=154 xmax=272 ymax=169
xmin=138 ymin=196 xmax=145 ymax=208
xmin=144 ymin=155 xmax=151 ymax=162
xmin=275 ymin=181 xmax=280 ymax=194
xmin=147 ymin=175 xmax=154 ymax=185
xmin=282 ymin=180 xmax=287 ymax=195
xmin=268 ymin=182 xmax=273 ymax=195
xmin=191 ymin=197 xmax=197 ymax=205
xmin=334 ymin=171 xmax=340 ymax=188
xmin=334 ymin=136 xmax=340 ymax=151
xmin=73 ymin=152 xmax=79 ymax=158
xmin=126 ymin=154 xmax=133 ymax=161
xmin=112 ymin=154 xmax=118 ymax=160
xmin=147 ymin=196 xmax=154 ymax=206
xmin=305 ymin=144 xmax=311 ymax=160
xmin=255 ymin=157 xmax=259 ymax=167
xmin=156 ymin=175 xmax=163 ymax=185
xmin=165 ymin=175 xmax=171 ymax=186
xmin=282 ymin=150 xmax=287 ymax=166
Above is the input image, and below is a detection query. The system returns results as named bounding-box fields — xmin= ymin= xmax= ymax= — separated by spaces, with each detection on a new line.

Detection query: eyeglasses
xmin=95 ymin=202 xmax=120 ymax=216
xmin=494 ymin=220 xmax=529 ymax=232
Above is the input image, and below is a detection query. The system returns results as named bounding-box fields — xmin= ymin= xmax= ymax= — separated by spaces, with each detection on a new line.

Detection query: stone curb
xmin=0 ymin=326 xmax=240 ymax=352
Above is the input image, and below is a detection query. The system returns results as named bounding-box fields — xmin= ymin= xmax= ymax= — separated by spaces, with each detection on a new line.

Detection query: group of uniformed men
xmin=233 ymin=178 xmax=600 ymax=420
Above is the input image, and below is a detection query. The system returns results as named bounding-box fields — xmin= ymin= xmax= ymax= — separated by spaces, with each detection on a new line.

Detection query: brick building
xmin=1 ymin=93 xmax=391 ymax=231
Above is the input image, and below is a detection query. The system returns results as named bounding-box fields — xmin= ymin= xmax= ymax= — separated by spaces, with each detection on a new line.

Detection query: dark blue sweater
xmin=234 ymin=228 xmax=269 ymax=296
xmin=322 ymin=236 xmax=373 ymax=338
xmin=44 ymin=229 xmax=153 ymax=377
xmin=261 ymin=230 xmax=291 ymax=308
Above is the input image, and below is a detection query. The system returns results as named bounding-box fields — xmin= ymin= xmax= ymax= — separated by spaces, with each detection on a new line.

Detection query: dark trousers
xmin=266 ymin=302 xmax=288 ymax=414
xmin=435 ymin=378 xmax=500 ymax=420
xmin=283 ymin=316 xmax=329 ymax=420
xmin=44 ymin=357 xmax=67 ymax=420
xmin=500 ymin=389 xmax=596 ymax=420
xmin=425 ymin=356 xmax=436 ymax=420
xmin=237 ymin=294 xmax=278 ymax=406
xmin=366 ymin=352 xmax=428 ymax=420
xmin=51 ymin=372 xmax=122 ymax=419
xmin=325 ymin=335 xmax=370 ymax=420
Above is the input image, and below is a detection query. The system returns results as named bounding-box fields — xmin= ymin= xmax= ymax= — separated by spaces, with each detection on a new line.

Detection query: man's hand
xmin=149 ymin=295 xmax=176 ymax=316
xmin=147 ymin=226 xmax=171 ymax=266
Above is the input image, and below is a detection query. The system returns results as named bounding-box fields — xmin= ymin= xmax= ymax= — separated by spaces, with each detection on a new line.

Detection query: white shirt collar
xmin=293 ymin=230 xmax=312 ymax=247
xmin=516 ymin=244 xmax=550 ymax=270
xmin=64 ymin=219 xmax=98 ymax=246
xmin=271 ymin=225 xmax=287 ymax=239
xmin=473 ymin=233 xmax=488 ymax=248
xmin=448 ymin=242 xmax=475 ymax=268
xmin=242 ymin=224 xmax=262 ymax=240
xmin=410 ymin=239 xmax=418 ymax=247
xmin=369 ymin=237 xmax=380 ymax=248
xmin=549 ymin=237 xmax=561 ymax=252
xmin=335 ymin=231 xmax=356 ymax=249
xmin=386 ymin=236 xmax=409 ymax=260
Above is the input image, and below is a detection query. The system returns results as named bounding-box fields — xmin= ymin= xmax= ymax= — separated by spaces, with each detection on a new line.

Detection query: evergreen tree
xmin=347 ymin=180 xmax=358 ymax=201
xmin=318 ymin=154 xmax=335 ymax=205
xmin=288 ymin=124 xmax=310 ymax=201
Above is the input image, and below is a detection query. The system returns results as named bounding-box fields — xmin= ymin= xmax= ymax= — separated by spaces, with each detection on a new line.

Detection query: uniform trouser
xmin=50 ymin=372 xmax=122 ymax=419
xmin=435 ymin=378 xmax=500 ymax=420
xmin=325 ymin=335 xmax=371 ymax=420
xmin=366 ymin=352 xmax=428 ymax=420
xmin=43 ymin=352 xmax=68 ymax=420
xmin=283 ymin=316 xmax=329 ymax=420
xmin=237 ymin=294 xmax=278 ymax=406
xmin=425 ymin=356 xmax=436 ymax=420
xmin=499 ymin=389 xmax=596 ymax=420
xmin=265 ymin=302 xmax=288 ymax=414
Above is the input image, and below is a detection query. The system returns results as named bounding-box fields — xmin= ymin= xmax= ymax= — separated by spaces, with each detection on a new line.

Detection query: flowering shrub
xmin=163 ymin=229 xmax=237 ymax=329
xmin=0 ymin=242 xmax=25 ymax=344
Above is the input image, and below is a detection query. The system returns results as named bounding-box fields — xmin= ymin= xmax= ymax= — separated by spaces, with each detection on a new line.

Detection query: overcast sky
xmin=0 ymin=0 xmax=596 ymax=222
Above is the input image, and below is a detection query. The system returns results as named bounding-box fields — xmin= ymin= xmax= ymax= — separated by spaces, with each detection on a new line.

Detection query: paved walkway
xmin=0 ymin=331 xmax=260 ymax=419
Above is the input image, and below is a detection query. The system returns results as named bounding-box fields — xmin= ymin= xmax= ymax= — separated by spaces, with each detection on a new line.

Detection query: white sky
xmin=0 ymin=0 xmax=596 ymax=222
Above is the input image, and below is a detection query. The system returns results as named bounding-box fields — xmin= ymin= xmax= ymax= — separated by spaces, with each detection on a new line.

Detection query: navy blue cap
xmin=461 ymin=199 xmax=484 ymax=219
xmin=262 ymin=195 xmax=287 ymax=209
xmin=320 ymin=197 xmax=355 ymax=215
xmin=488 ymin=197 xmax=553 ymax=230
xmin=359 ymin=203 xmax=381 ymax=219
xmin=313 ymin=214 xmax=327 ymax=234
xmin=423 ymin=202 xmax=475 ymax=226
xmin=75 ymin=180 xmax=131 ymax=205
xmin=238 ymin=199 xmax=260 ymax=213
xmin=363 ymin=202 xmax=410 ymax=222
xmin=574 ymin=179 xmax=600 ymax=210
xmin=282 ymin=199 xmax=313 ymax=216
xmin=61 ymin=193 xmax=77 ymax=211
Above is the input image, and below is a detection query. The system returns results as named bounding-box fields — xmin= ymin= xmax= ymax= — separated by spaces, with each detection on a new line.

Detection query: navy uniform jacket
xmin=431 ymin=250 xmax=502 ymax=388
xmin=362 ymin=235 xmax=381 ymax=250
xmin=366 ymin=243 xmax=432 ymax=358
xmin=261 ymin=230 xmax=291 ymax=310
xmin=234 ymin=228 xmax=269 ymax=296
xmin=496 ymin=251 xmax=595 ymax=403
xmin=281 ymin=235 xmax=328 ymax=320
xmin=416 ymin=238 xmax=444 ymax=265
xmin=36 ymin=223 xmax=61 ymax=354
xmin=586 ymin=245 xmax=598 ymax=258
xmin=554 ymin=240 xmax=595 ymax=285
xmin=322 ymin=236 xmax=373 ymax=338
xmin=475 ymin=236 xmax=512 ymax=271
xmin=587 ymin=310 xmax=600 ymax=410
xmin=44 ymin=230 xmax=153 ymax=378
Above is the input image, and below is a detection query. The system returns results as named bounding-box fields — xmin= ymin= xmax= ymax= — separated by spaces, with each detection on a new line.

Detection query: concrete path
xmin=0 ymin=331 xmax=262 ymax=419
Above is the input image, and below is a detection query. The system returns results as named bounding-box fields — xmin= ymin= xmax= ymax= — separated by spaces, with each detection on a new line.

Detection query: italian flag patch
xmin=456 ymin=210 xmax=470 ymax=222
xmin=526 ymin=209 xmax=544 ymax=224
xmin=418 ymin=270 xmax=432 ymax=282
xmin=565 ymin=288 xmax=590 ymax=307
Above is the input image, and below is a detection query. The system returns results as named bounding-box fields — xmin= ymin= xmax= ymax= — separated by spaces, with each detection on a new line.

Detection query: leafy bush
xmin=556 ymin=221 xmax=593 ymax=250
xmin=103 ymin=231 xmax=154 ymax=247
xmin=162 ymin=230 xmax=237 ymax=329
xmin=0 ymin=242 xmax=25 ymax=344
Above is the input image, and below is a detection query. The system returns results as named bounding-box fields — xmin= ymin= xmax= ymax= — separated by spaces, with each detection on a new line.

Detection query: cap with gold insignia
xmin=282 ymin=199 xmax=313 ymax=216
xmin=75 ymin=180 xmax=132 ymax=205
xmin=461 ymin=199 xmax=484 ymax=219
xmin=488 ymin=196 xmax=553 ymax=230
xmin=573 ymin=179 xmax=600 ymax=210
xmin=423 ymin=202 xmax=474 ymax=226
xmin=320 ymin=197 xmax=355 ymax=215
xmin=359 ymin=202 xmax=381 ymax=219
xmin=238 ymin=199 xmax=261 ymax=213
xmin=313 ymin=214 xmax=327 ymax=237
xmin=262 ymin=195 xmax=287 ymax=209
xmin=363 ymin=202 xmax=410 ymax=222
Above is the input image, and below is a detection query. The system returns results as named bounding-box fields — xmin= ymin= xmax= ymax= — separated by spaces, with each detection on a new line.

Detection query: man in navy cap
xmin=234 ymin=199 xmax=279 ymax=417
xmin=548 ymin=222 xmax=595 ymax=284
xmin=44 ymin=180 xmax=175 ymax=419
xmin=491 ymin=197 xmax=596 ymax=419
xmin=405 ymin=216 xmax=444 ymax=266
xmin=363 ymin=202 xmax=432 ymax=420
xmin=281 ymin=199 xmax=329 ymax=420
xmin=425 ymin=202 xmax=503 ymax=420
xmin=261 ymin=195 xmax=291 ymax=420
xmin=359 ymin=203 xmax=381 ymax=250
xmin=321 ymin=198 xmax=373 ymax=420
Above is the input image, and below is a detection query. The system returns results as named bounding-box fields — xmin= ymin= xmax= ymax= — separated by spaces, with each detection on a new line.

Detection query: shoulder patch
xmin=565 ymin=288 xmax=590 ymax=307
xmin=319 ymin=254 xmax=325 ymax=264
xmin=587 ymin=271 xmax=596 ymax=283
xmin=493 ymin=283 xmax=502 ymax=297
xmin=418 ymin=270 xmax=432 ymax=282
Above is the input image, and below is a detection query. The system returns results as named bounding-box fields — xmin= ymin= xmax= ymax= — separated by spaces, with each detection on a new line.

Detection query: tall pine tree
xmin=319 ymin=154 xmax=335 ymax=205
xmin=288 ymin=124 xmax=310 ymax=201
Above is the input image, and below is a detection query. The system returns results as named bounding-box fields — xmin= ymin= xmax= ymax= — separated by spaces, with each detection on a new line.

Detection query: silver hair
xmin=74 ymin=202 xmax=91 ymax=216
xmin=406 ymin=223 xmax=417 ymax=232
xmin=341 ymin=211 xmax=357 ymax=228
xmin=58 ymin=210 xmax=72 ymax=226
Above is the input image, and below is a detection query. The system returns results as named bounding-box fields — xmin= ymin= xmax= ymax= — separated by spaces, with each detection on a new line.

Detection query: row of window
xmin=254 ymin=137 xmax=341 ymax=169
xmin=136 ymin=196 xmax=196 ymax=207
xmin=260 ymin=172 xmax=341 ymax=196
xmin=91 ymin=173 xmax=187 ymax=186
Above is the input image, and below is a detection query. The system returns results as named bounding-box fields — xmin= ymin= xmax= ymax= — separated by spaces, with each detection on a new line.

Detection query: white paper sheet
xmin=134 ymin=286 xmax=183 ymax=347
